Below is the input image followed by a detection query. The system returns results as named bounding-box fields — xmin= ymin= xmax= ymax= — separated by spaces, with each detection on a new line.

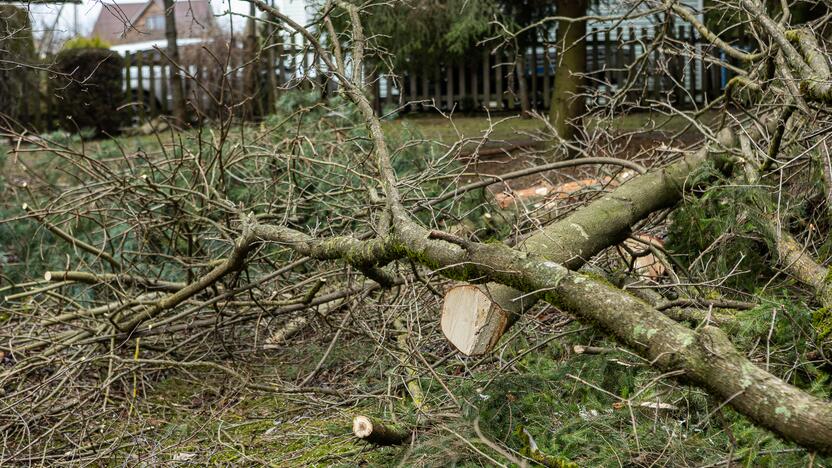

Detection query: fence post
xmin=408 ymin=70 xmax=417 ymax=111
xmin=21 ymin=74 xmax=30 ymax=129
xmin=673 ymin=25 xmax=685 ymax=105
xmin=421 ymin=71 xmax=428 ymax=110
xmin=709 ymin=45 xmax=721 ymax=100
xmin=495 ymin=54 xmax=504 ymax=110
xmin=615 ymin=27 xmax=624 ymax=90
xmin=389 ymin=73 xmax=396 ymax=108
xmin=471 ymin=58 xmax=479 ymax=110
xmin=687 ymin=25 xmax=698 ymax=104
xmin=591 ymin=28 xmax=599 ymax=76
xmin=639 ymin=27 xmax=650 ymax=101
xmin=432 ymin=66 xmax=439 ymax=109
xmin=604 ymin=28 xmax=613 ymax=90
xmin=136 ymin=52 xmax=145 ymax=121
xmin=266 ymin=27 xmax=277 ymax=114
xmin=458 ymin=61 xmax=466 ymax=111
xmin=446 ymin=63 xmax=453 ymax=110
xmin=301 ymin=38 xmax=308 ymax=89
xmin=43 ymin=68 xmax=52 ymax=131
xmin=276 ymin=40 xmax=285 ymax=88
xmin=483 ymin=49 xmax=491 ymax=109
xmin=148 ymin=58 xmax=157 ymax=116
xmin=160 ymin=62 xmax=169 ymax=114
xmin=369 ymin=67 xmax=381 ymax=114
xmin=543 ymin=42 xmax=551 ymax=109
xmin=194 ymin=55 xmax=203 ymax=120
xmin=530 ymin=43 xmax=538 ymax=110
xmin=229 ymin=43 xmax=238 ymax=106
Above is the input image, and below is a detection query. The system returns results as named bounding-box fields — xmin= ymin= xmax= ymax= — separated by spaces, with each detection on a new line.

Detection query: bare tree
xmin=163 ymin=0 xmax=186 ymax=125
xmin=550 ymin=0 xmax=588 ymax=142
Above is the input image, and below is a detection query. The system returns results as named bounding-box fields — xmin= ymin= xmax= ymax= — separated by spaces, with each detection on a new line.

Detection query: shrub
xmin=51 ymin=47 xmax=126 ymax=134
xmin=62 ymin=36 xmax=111 ymax=50
xmin=0 ymin=6 xmax=36 ymax=125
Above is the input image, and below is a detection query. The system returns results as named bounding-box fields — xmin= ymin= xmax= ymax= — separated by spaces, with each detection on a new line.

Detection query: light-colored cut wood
xmin=352 ymin=415 xmax=374 ymax=438
xmin=352 ymin=415 xmax=409 ymax=445
xmin=441 ymin=285 xmax=511 ymax=356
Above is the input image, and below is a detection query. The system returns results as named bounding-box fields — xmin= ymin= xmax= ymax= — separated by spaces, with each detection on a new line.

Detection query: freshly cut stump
xmin=352 ymin=415 xmax=409 ymax=446
xmin=439 ymin=148 xmax=711 ymax=356
xmin=441 ymin=285 xmax=513 ymax=356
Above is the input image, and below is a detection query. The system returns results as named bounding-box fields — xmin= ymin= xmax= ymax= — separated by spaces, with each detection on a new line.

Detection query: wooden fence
xmin=9 ymin=24 xmax=739 ymax=132
xmin=374 ymin=24 xmax=737 ymax=113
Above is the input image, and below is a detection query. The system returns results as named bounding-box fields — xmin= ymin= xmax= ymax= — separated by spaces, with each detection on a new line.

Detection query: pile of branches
xmin=2 ymin=0 xmax=832 ymax=464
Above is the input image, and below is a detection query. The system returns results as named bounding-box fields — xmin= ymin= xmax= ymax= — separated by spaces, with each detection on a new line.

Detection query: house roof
xmin=91 ymin=0 xmax=213 ymax=44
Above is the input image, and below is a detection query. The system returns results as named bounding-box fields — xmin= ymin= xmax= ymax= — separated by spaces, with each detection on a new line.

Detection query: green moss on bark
xmin=813 ymin=306 xmax=832 ymax=339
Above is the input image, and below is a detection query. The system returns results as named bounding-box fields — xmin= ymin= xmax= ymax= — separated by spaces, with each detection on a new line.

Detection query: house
xmin=90 ymin=0 xmax=215 ymax=46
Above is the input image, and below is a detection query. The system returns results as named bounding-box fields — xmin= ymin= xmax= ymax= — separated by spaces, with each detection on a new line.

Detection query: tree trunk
xmin=441 ymin=148 xmax=709 ymax=355
xmin=391 ymin=218 xmax=832 ymax=453
xmin=549 ymin=0 xmax=588 ymax=143
xmin=515 ymin=48 xmax=531 ymax=116
xmin=765 ymin=216 xmax=832 ymax=309
xmin=163 ymin=0 xmax=186 ymax=126
xmin=352 ymin=415 xmax=409 ymax=445
xmin=244 ymin=1 xmax=259 ymax=119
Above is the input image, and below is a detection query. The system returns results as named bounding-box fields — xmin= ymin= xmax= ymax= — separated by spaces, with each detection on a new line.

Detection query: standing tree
xmin=550 ymin=0 xmax=588 ymax=142
xmin=334 ymin=0 xmax=589 ymax=138
xmin=243 ymin=1 xmax=259 ymax=118
xmin=163 ymin=0 xmax=187 ymax=126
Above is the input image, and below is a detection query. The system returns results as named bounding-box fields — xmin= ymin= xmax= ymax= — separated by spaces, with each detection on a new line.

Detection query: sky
xmin=22 ymin=0 xmax=309 ymax=44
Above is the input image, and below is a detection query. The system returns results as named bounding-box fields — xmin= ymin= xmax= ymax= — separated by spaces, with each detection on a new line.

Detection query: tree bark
xmin=163 ymin=0 xmax=187 ymax=126
xmin=549 ymin=0 xmax=588 ymax=143
xmin=764 ymin=216 xmax=832 ymax=309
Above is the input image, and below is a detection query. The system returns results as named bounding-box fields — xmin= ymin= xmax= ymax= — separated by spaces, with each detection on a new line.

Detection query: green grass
xmin=98 ymin=320 xmax=831 ymax=467
xmin=0 ymin=109 xmax=711 ymax=172
xmin=103 ymin=340 xmax=405 ymax=467
xmin=382 ymin=110 xmax=716 ymax=145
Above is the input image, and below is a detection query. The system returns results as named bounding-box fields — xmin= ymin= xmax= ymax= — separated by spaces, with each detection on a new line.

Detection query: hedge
xmin=51 ymin=47 xmax=126 ymax=134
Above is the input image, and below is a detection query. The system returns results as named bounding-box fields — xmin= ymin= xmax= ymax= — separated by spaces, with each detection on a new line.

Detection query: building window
xmin=146 ymin=15 xmax=165 ymax=31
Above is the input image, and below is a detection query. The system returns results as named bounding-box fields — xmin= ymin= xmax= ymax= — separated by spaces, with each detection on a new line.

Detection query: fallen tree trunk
xmin=441 ymin=148 xmax=709 ymax=355
xmin=247 ymin=212 xmax=828 ymax=450
xmin=769 ymin=221 xmax=832 ymax=309
xmin=352 ymin=415 xmax=410 ymax=445
xmin=392 ymin=223 xmax=832 ymax=453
